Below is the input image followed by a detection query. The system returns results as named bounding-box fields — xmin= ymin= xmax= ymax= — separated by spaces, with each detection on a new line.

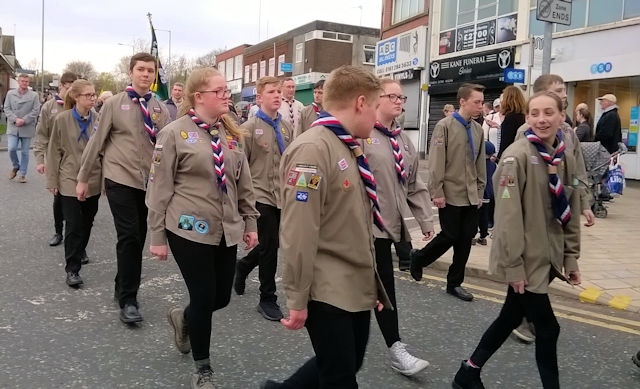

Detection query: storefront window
xmin=392 ymin=0 xmax=425 ymax=24
xmin=458 ymin=0 xmax=476 ymax=24
xmin=478 ymin=0 xmax=497 ymax=20
xmin=588 ymin=0 xmax=623 ymax=26
xmin=556 ymin=0 xmax=587 ymax=32
xmin=498 ymin=0 xmax=517 ymax=15
xmin=441 ymin=2 xmax=458 ymax=30
xmin=624 ymin=0 xmax=640 ymax=19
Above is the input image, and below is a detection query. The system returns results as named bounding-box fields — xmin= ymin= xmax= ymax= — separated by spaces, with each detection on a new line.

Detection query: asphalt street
xmin=1 ymin=153 xmax=639 ymax=388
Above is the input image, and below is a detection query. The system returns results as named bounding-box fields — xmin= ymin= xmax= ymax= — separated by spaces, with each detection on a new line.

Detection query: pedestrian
xmin=451 ymin=91 xmax=582 ymax=389
xmin=262 ymin=64 xmax=391 ymax=389
xmin=363 ymin=78 xmax=434 ymax=376
xmin=482 ymin=98 xmax=503 ymax=155
xmin=278 ymin=77 xmax=304 ymax=137
xmin=496 ymin=85 xmax=526 ymax=159
xmin=33 ymin=71 xmax=78 ymax=248
xmin=94 ymin=91 xmax=113 ymax=113
xmin=75 ymin=52 xmax=171 ymax=324
xmin=594 ymin=93 xmax=622 ymax=154
xmin=164 ymin=82 xmax=184 ymax=121
xmin=145 ymin=67 xmax=259 ymax=389
xmin=4 ymin=73 xmax=41 ymax=183
xmin=409 ymin=83 xmax=487 ymax=302
xmin=473 ymin=141 xmax=497 ymax=246
xmin=45 ymin=79 xmax=101 ymax=288
xmin=443 ymin=103 xmax=455 ymax=118
xmin=299 ymin=79 xmax=324 ymax=133
xmin=574 ymin=106 xmax=593 ymax=142
xmin=234 ymin=76 xmax=294 ymax=321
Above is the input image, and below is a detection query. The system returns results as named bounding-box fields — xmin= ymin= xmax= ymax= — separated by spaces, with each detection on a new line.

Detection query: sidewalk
xmin=413 ymin=160 xmax=640 ymax=312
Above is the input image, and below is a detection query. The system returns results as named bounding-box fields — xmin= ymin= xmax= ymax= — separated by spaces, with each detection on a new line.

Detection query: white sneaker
xmin=389 ymin=341 xmax=429 ymax=376
xmin=512 ymin=319 xmax=536 ymax=343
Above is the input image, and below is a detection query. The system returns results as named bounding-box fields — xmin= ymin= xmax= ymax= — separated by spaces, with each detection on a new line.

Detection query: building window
xmin=251 ymin=63 xmax=258 ymax=82
xmin=295 ymin=43 xmax=304 ymax=63
xmin=244 ymin=65 xmax=250 ymax=84
xmin=234 ymin=55 xmax=243 ymax=80
xmin=588 ymin=0 xmax=623 ymax=26
xmin=363 ymin=45 xmax=375 ymax=65
xmin=268 ymin=57 xmax=275 ymax=76
xmin=225 ymin=58 xmax=234 ymax=81
xmin=392 ymin=0 xmax=425 ymax=24
xmin=337 ymin=33 xmax=352 ymax=41
xmin=322 ymin=31 xmax=337 ymax=39
xmin=259 ymin=60 xmax=266 ymax=78
xmin=278 ymin=54 xmax=285 ymax=76
xmin=625 ymin=0 xmax=640 ymax=18
xmin=556 ymin=0 xmax=587 ymax=32
xmin=530 ymin=0 xmax=640 ymax=33
xmin=218 ymin=61 xmax=226 ymax=80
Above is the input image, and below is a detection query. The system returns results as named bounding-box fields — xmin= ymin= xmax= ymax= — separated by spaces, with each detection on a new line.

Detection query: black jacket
xmin=595 ymin=108 xmax=622 ymax=154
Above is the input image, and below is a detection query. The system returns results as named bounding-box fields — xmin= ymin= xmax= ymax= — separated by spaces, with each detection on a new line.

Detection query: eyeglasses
xmin=78 ymin=93 xmax=97 ymax=99
xmin=380 ymin=94 xmax=408 ymax=103
xmin=198 ymin=89 xmax=232 ymax=99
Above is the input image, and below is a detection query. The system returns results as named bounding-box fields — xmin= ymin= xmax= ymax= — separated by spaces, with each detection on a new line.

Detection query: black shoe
xmin=257 ymin=300 xmax=284 ymax=321
xmin=81 ymin=251 xmax=89 ymax=265
xmin=66 ymin=272 xmax=83 ymax=287
xmin=409 ymin=249 xmax=423 ymax=281
xmin=398 ymin=262 xmax=410 ymax=272
xmin=452 ymin=360 xmax=485 ymax=389
xmin=120 ymin=304 xmax=143 ymax=324
xmin=447 ymin=286 xmax=474 ymax=302
xmin=260 ymin=380 xmax=282 ymax=389
xmin=234 ymin=262 xmax=249 ymax=295
xmin=633 ymin=351 xmax=640 ymax=368
xmin=49 ymin=233 xmax=63 ymax=246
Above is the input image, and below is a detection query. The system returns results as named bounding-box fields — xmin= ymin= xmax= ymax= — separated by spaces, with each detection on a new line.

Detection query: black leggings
xmin=167 ymin=231 xmax=237 ymax=362
xmin=374 ymin=238 xmax=400 ymax=347
xmin=470 ymin=287 xmax=560 ymax=389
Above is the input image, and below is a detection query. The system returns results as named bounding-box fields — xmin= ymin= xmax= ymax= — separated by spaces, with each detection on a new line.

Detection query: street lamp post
xmin=117 ymin=42 xmax=135 ymax=55
xmin=41 ymin=0 xmax=45 ymax=94
xmin=155 ymin=28 xmax=172 ymax=92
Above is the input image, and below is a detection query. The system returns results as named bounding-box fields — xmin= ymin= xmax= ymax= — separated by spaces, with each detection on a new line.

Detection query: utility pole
xmin=541 ymin=22 xmax=553 ymax=75
xmin=41 ymin=0 xmax=45 ymax=93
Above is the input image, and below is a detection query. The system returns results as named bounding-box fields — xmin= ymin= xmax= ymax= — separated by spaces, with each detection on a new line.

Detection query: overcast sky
xmin=1 ymin=0 xmax=382 ymax=75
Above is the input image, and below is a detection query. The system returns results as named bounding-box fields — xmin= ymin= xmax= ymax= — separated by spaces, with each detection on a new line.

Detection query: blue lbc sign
xmin=503 ymin=68 xmax=525 ymax=84
xmin=590 ymin=62 xmax=612 ymax=74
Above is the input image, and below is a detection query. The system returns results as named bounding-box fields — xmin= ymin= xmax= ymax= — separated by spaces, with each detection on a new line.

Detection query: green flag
xmin=149 ymin=19 xmax=169 ymax=100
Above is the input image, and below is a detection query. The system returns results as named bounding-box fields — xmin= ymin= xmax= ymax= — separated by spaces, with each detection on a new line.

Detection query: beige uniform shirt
xmin=515 ymin=122 xmax=590 ymax=211
xmin=33 ymin=98 xmax=65 ymax=165
xmin=428 ymin=115 xmax=487 ymax=206
xmin=299 ymin=103 xmax=321 ymax=135
xmin=360 ymin=127 xmax=434 ymax=241
xmin=146 ymin=115 xmax=259 ymax=247
xmin=280 ymin=126 xmax=392 ymax=313
xmin=46 ymin=110 xmax=102 ymax=197
xmin=240 ymin=115 xmax=294 ymax=208
xmin=489 ymin=138 xmax=580 ymax=293
xmin=278 ymin=98 xmax=304 ymax=137
xmin=77 ymin=92 xmax=170 ymax=190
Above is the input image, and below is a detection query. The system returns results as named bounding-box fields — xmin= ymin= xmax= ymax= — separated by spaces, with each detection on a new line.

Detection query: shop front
xmin=241 ymin=85 xmax=257 ymax=103
xmin=292 ymin=72 xmax=328 ymax=105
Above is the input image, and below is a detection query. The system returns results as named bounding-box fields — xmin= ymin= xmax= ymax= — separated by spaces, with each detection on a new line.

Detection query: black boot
xmin=452 ymin=360 xmax=485 ymax=389
xmin=409 ymin=249 xmax=423 ymax=281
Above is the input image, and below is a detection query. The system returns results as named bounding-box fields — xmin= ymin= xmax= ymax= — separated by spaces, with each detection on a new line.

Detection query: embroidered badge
xmin=295 ymin=191 xmax=309 ymax=202
xmin=178 ymin=215 xmax=195 ymax=230
xmin=404 ymin=144 xmax=409 ymax=150
xmin=366 ymin=138 xmax=372 ymax=144
xmin=507 ymin=175 xmax=516 ymax=187
xmin=210 ymin=129 xmax=219 ymax=136
xmin=286 ymin=170 xmax=300 ymax=186
xmin=371 ymin=138 xmax=380 ymax=145
xmin=342 ymin=179 xmax=352 ymax=191
xmin=152 ymin=150 xmax=162 ymax=165
xmin=255 ymin=128 xmax=264 ymax=135
xmin=121 ymin=104 xmax=130 ymax=111
xmin=338 ymin=158 xmax=349 ymax=171
xmin=308 ymin=174 xmax=321 ymax=190
xmin=187 ymin=131 xmax=199 ymax=144
xmin=152 ymin=113 xmax=158 ymax=121
xmin=195 ymin=220 xmax=209 ymax=234
xmin=153 ymin=107 xmax=162 ymax=113
xmin=434 ymin=138 xmax=444 ymax=146
xmin=499 ymin=175 xmax=507 ymax=187
xmin=296 ymin=173 xmax=307 ymax=188
xmin=294 ymin=163 xmax=318 ymax=173
xmin=180 ymin=130 xmax=188 ymax=139
xmin=572 ymin=177 xmax=579 ymax=186
xmin=51 ymin=108 xmax=58 ymax=114
xmin=502 ymin=156 xmax=515 ymax=164
xmin=501 ymin=188 xmax=511 ymax=199
xmin=530 ymin=156 xmax=539 ymax=165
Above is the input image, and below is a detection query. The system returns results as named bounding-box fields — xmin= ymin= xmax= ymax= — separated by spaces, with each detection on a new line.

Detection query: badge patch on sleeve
xmin=286 ymin=170 xmax=300 ymax=186
xmin=255 ymin=129 xmax=264 ymax=135
xmin=295 ymin=173 xmax=307 ymax=188
xmin=295 ymin=191 xmax=309 ymax=202
xmin=178 ymin=215 xmax=195 ymax=230
xmin=308 ymin=174 xmax=322 ymax=190
xmin=337 ymin=158 xmax=349 ymax=170
xmin=501 ymin=188 xmax=511 ymax=199
xmin=194 ymin=220 xmax=209 ymax=234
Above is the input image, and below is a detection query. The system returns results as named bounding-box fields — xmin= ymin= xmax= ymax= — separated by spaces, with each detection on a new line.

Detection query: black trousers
xmin=105 ymin=179 xmax=148 ymax=308
xmin=167 ymin=231 xmax=237 ymax=362
xmin=470 ymin=287 xmax=560 ymax=389
xmin=281 ymin=301 xmax=370 ymax=389
xmin=414 ymin=204 xmax=478 ymax=288
xmin=237 ymin=202 xmax=280 ymax=302
xmin=394 ymin=239 xmax=412 ymax=268
xmin=53 ymin=192 xmax=64 ymax=235
xmin=60 ymin=194 xmax=99 ymax=274
xmin=374 ymin=238 xmax=400 ymax=347
xmin=477 ymin=199 xmax=494 ymax=239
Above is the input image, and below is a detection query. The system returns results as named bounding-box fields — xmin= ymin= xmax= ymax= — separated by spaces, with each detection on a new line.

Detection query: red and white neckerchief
xmin=374 ymin=121 xmax=406 ymax=184
xmin=284 ymin=98 xmax=295 ymax=127
xmin=311 ymin=103 xmax=321 ymax=117
xmin=188 ymin=109 xmax=227 ymax=193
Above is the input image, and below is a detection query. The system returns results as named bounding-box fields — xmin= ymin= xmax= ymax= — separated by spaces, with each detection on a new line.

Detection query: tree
xmin=195 ymin=49 xmax=224 ymax=67
xmin=63 ymin=61 xmax=97 ymax=80
xmin=93 ymin=72 xmax=118 ymax=94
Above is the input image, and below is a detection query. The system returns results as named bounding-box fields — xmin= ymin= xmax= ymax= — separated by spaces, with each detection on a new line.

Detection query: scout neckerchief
xmin=256 ymin=109 xmax=286 ymax=154
xmin=54 ymin=94 xmax=64 ymax=106
xmin=311 ymin=103 xmax=321 ymax=116
xmin=374 ymin=120 xmax=406 ymax=184
xmin=72 ymin=107 xmax=92 ymax=142
xmin=452 ymin=111 xmax=475 ymax=160
xmin=125 ymin=85 xmax=157 ymax=144
xmin=283 ymin=98 xmax=295 ymax=128
xmin=525 ymin=128 xmax=571 ymax=227
xmin=312 ymin=111 xmax=385 ymax=231
xmin=189 ymin=108 xmax=227 ymax=193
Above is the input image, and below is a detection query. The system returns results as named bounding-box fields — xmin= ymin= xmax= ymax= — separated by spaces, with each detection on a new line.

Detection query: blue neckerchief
xmin=72 ymin=107 xmax=92 ymax=142
xmin=452 ymin=111 xmax=475 ymax=160
xmin=256 ymin=109 xmax=285 ymax=154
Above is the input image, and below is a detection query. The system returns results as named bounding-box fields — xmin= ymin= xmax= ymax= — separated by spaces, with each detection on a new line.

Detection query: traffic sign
xmin=536 ymin=0 xmax=572 ymax=26
xmin=280 ymin=62 xmax=293 ymax=72
xmin=503 ymin=68 xmax=525 ymax=84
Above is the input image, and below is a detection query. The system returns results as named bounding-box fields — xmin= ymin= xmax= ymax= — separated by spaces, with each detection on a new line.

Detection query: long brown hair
xmin=178 ymin=67 xmax=244 ymax=140
xmin=500 ymin=85 xmax=526 ymax=115
xmin=63 ymin=79 xmax=94 ymax=110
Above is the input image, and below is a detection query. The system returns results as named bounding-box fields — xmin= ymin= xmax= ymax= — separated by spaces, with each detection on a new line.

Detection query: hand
xmin=36 ymin=164 xmax=46 ymax=174
xmin=432 ymin=197 xmax=446 ymax=208
xmin=477 ymin=202 xmax=483 ymax=209
xmin=509 ymin=280 xmax=527 ymax=294
xmin=485 ymin=119 xmax=498 ymax=128
xmin=150 ymin=245 xmax=168 ymax=261
xmin=423 ymin=231 xmax=435 ymax=241
xmin=48 ymin=188 xmax=58 ymax=195
xmin=243 ymin=232 xmax=258 ymax=250
xmin=375 ymin=300 xmax=384 ymax=312
xmin=281 ymin=308 xmax=307 ymax=330
xmin=567 ymin=270 xmax=581 ymax=285
xmin=582 ymin=209 xmax=595 ymax=227
xmin=14 ymin=118 xmax=25 ymax=127
xmin=76 ymin=182 xmax=89 ymax=201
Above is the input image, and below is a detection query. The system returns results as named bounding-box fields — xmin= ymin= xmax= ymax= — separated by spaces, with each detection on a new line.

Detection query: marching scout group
xmin=18 ymin=51 xmax=584 ymax=388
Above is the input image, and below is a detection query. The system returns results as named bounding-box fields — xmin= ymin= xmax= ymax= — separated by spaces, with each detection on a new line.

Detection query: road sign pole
xmin=542 ymin=22 xmax=553 ymax=75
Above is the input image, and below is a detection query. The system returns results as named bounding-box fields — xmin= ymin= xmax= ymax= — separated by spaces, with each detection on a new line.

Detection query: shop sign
xmin=503 ymin=68 xmax=525 ymax=84
xmin=392 ymin=70 xmax=418 ymax=81
xmin=439 ymin=13 xmax=516 ymax=55
xmin=429 ymin=48 xmax=514 ymax=87
xmin=375 ymin=26 xmax=427 ymax=76
xmin=292 ymin=72 xmax=328 ymax=85
xmin=629 ymin=106 xmax=639 ymax=148
xmin=590 ymin=62 xmax=613 ymax=74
